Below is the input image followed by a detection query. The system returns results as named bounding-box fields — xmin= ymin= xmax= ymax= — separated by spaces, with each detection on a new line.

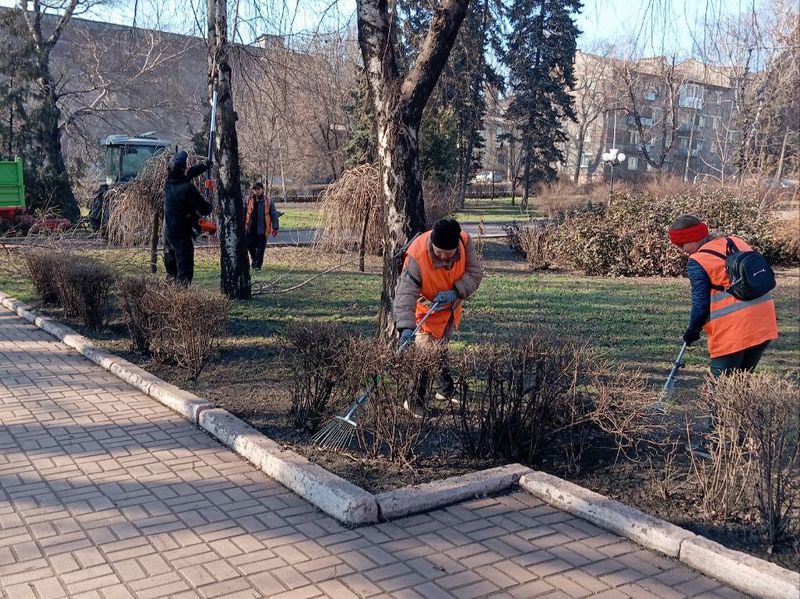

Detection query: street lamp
xmin=601 ymin=147 xmax=627 ymax=196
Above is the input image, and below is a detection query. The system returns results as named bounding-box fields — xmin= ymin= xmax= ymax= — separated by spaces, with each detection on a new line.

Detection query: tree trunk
xmin=374 ymin=99 xmax=426 ymax=337
xmin=357 ymin=0 xmax=468 ymax=339
xmin=209 ymin=0 xmax=250 ymax=300
xmin=36 ymin=72 xmax=79 ymax=222
xmin=573 ymin=135 xmax=584 ymax=183
xmin=150 ymin=208 xmax=161 ymax=274
xmin=774 ymin=128 xmax=789 ymax=185
xmin=521 ymin=154 xmax=531 ymax=211
xmin=458 ymin=137 xmax=473 ymax=209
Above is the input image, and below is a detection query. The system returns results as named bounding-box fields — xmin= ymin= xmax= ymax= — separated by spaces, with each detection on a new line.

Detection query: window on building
xmin=715 ymin=90 xmax=723 ymax=104
xmin=580 ymin=154 xmax=591 ymax=168
xmin=627 ymin=157 xmax=638 ymax=170
xmin=679 ymin=137 xmax=689 ymax=149
xmin=629 ymin=130 xmax=640 ymax=145
xmin=712 ymin=116 xmax=720 ymax=130
xmin=652 ymin=108 xmax=663 ymax=123
xmin=698 ymin=115 xmax=707 ymax=128
xmin=646 ymin=162 xmax=655 ymax=172
xmin=644 ymin=89 xmax=657 ymax=101
xmin=679 ymin=83 xmax=705 ymax=109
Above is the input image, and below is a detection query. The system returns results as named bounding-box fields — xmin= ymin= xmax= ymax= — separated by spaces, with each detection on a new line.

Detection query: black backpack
xmin=699 ymin=237 xmax=776 ymax=301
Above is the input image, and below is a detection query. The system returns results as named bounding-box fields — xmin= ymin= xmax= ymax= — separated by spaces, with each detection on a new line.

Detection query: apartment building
xmin=481 ymin=52 xmax=743 ymax=185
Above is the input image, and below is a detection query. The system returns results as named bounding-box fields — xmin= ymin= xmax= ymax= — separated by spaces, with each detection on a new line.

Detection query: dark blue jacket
xmin=686 ymin=236 xmax=715 ymax=334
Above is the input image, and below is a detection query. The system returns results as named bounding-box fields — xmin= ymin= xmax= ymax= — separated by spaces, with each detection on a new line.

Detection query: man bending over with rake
xmin=393 ymin=217 xmax=484 ymax=417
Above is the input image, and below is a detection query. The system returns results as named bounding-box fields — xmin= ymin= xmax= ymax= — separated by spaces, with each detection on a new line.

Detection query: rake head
xmin=311 ymin=414 xmax=357 ymax=450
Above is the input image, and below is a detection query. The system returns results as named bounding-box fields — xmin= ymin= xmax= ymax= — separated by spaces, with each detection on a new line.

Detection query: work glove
xmin=682 ymin=329 xmax=701 ymax=346
xmin=433 ymin=289 xmax=458 ymax=309
xmin=399 ymin=328 xmax=416 ymax=348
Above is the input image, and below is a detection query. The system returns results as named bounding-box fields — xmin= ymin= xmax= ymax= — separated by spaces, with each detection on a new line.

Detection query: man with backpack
xmin=668 ymin=214 xmax=778 ymax=377
xmin=393 ymin=217 xmax=484 ymax=416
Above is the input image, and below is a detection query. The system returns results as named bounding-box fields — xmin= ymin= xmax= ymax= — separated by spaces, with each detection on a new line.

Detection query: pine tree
xmin=342 ymin=70 xmax=377 ymax=168
xmin=503 ymin=0 xmax=581 ymax=209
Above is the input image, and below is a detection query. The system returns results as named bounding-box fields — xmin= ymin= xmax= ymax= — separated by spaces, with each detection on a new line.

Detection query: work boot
xmin=433 ymin=370 xmax=456 ymax=403
xmin=685 ymin=440 xmax=712 ymax=461
xmin=402 ymin=399 xmax=425 ymax=419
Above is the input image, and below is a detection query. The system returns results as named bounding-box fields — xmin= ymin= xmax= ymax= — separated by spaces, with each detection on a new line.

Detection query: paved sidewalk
xmin=0 ymin=308 xmax=744 ymax=599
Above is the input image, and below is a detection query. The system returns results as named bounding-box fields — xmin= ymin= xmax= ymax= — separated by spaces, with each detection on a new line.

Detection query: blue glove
xmin=399 ymin=328 xmax=416 ymax=348
xmin=433 ymin=290 xmax=458 ymax=308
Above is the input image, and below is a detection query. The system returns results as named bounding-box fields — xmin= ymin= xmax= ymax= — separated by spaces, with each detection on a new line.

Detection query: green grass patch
xmin=455 ymin=196 xmax=539 ymax=223
xmin=3 ymin=242 xmax=796 ymax=383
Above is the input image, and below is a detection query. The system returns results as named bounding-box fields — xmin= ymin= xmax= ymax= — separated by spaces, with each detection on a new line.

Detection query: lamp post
xmin=602 ymin=148 xmax=627 ymax=200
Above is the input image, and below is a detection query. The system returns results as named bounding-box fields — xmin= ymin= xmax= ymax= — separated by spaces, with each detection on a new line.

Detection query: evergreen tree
xmin=503 ymin=0 xmax=581 ymax=209
xmin=419 ymin=104 xmax=459 ymax=182
xmin=342 ymin=70 xmax=377 ymax=168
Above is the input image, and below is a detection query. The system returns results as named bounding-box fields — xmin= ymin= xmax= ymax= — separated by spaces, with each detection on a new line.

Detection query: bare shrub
xmin=504 ymin=223 xmax=556 ymax=270
xmin=423 ymin=181 xmax=460 ymax=225
xmin=317 ymin=164 xmax=381 ymax=255
xmin=54 ymin=256 xmax=115 ymax=330
xmin=23 ymin=250 xmax=69 ymax=303
xmin=353 ymin=340 xmax=439 ymax=466
xmin=721 ymin=372 xmax=799 ymax=550
xmin=451 ymin=335 xmax=591 ymax=464
xmin=285 ymin=323 xmax=347 ymax=432
xmin=762 ymin=213 xmax=800 ymax=266
xmin=141 ymin=283 xmax=230 ymax=379
xmin=116 ymin=275 xmax=161 ymax=352
xmin=451 ymin=332 xmax=659 ymax=470
xmin=535 ymin=179 xmax=586 ymax=218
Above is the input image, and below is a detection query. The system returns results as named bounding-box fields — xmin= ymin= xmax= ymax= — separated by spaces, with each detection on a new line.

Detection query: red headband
xmin=669 ymin=222 xmax=708 ymax=245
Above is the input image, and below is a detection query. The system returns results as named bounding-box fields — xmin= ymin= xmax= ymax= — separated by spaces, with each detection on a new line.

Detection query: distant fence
xmin=272 ymin=182 xmax=516 ymax=202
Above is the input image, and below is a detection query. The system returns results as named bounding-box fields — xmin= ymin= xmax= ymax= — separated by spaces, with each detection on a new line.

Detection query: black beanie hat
xmin=430 ymin=217 xmax=461 ymax=250
xmin=168 ymin=150 xmax=188 ymax=172
xmin=253 ymin=181 xmax=265 ymax=190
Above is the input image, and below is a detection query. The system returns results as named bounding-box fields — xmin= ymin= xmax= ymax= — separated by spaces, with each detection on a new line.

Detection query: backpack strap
xmin=698 ymin=248 xmax=727 ymax=260
xmin=696 ymin=249 xmax=728 ymax=292
xmin=725 ymin=237 xmax=739 ymax=254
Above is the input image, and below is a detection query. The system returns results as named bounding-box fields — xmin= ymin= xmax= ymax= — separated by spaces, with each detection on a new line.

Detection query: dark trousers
xmin=710 ymin=340 xmax=770 ymax=378
xmin=248 ymin=234 xmax=267 ymax=269
xmin=163 ymin=237 xmax=194 ymax=285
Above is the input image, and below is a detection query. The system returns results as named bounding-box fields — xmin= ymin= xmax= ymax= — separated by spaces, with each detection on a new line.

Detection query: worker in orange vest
xmin=393 ymin=217 xmax=484 ymax=416
xmin=668 ymin=214 xmax=778 ymax=377
xmin=244 ymin=182 xmax=279 ymax=271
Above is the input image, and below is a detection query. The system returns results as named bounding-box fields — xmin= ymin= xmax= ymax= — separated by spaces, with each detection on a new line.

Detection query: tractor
xmin=89 ymin=132 xmax=170 ymax=233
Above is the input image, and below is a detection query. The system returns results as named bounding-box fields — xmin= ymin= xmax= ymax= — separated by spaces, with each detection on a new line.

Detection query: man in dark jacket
xmin=163 ymin=151 xmax=212 ymax=285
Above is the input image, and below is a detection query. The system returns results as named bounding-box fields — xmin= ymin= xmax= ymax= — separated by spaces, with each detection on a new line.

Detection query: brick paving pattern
xmin=0 ymin=308 xmax=745 ymax=599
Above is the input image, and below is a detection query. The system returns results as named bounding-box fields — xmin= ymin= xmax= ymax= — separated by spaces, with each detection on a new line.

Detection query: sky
xmin=1 ymin=0 xmax=752 ymax=57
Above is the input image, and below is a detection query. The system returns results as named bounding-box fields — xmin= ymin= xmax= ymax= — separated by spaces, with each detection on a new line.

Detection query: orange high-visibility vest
xmin=691 ymin=236 xmax=779 ymax=358
xmin=405 ymin=230 xmax=470 ymax=339
xmin=245 ymin=195 xmax=273 ymax=235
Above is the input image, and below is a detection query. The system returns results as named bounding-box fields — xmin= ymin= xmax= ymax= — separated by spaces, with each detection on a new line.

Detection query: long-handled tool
xmin=311 ymin=301 xmax=443 ymax=450
xmin=197 ymin=89 xmax=218 ymax=235
xmin=652 ymin=342 xmax=688 ymax=412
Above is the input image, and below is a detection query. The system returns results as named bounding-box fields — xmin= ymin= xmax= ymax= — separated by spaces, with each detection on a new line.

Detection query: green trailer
xmin=0 ymin=157 xmax=25 ymax=220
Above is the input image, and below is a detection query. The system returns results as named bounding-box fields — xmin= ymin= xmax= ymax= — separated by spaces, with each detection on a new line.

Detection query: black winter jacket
xmin=163 ymin=164 xmax=212 ymax=243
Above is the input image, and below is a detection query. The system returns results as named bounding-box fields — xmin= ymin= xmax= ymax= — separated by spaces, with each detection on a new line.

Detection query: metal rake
xmin=311 ymin=301 xmax=443 ymax=451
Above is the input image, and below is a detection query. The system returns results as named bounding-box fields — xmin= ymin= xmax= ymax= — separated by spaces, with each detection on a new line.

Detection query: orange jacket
xmin=691 ymin=236 xmax=778 ymax=358
xmin=404 ymin=230 xmax=470 ymax=339
xmin=244 ymin=195 xmax=273 ymax=235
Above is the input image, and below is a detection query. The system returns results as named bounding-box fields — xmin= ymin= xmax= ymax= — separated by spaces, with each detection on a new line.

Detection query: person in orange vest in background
xmin=244 ymin=182 xmax=279 ymax=271
xmin=668 ymin=214 xmax=778 ymax=377
xmin=393 ymin=217 xmax=484 ymax=416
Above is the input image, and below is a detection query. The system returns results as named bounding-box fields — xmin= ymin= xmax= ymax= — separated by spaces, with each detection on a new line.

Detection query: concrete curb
xmin=198 ymin=409 xmax=378 ymax=526
xmin=376 ymin=463 xmax=531 ymax=521
xmin=519 ymin=471 xmax=695 ymax=557
xmin=680 ymin=536 xmax=800 ymax=599
xmin=519 ymin=471 xmax=800 ymax=599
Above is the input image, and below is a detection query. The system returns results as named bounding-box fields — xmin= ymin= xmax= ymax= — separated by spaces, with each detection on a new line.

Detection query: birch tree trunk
xmin=357 ymin=0 xmax=469 ymax=337
xmin=208 ymin=0 xmax=251 ymax=300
